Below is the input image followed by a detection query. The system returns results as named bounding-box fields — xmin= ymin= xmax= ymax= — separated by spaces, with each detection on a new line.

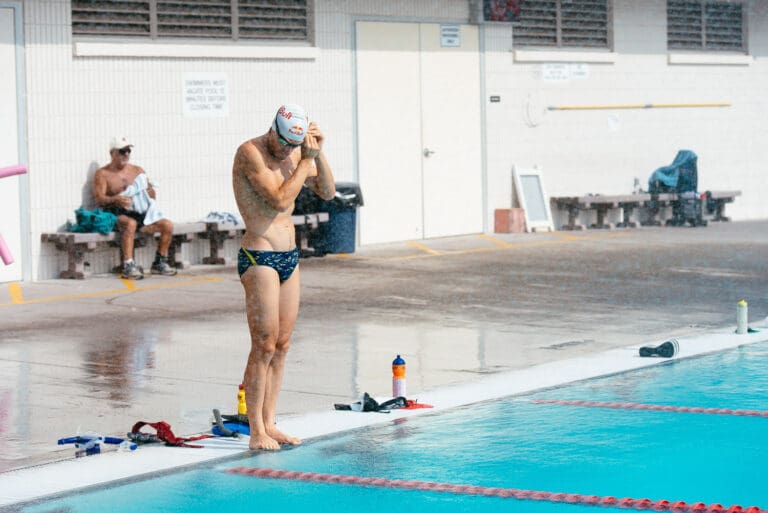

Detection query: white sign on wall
xmin=440 ymin=25 xmax=461 ymax=47
xmin=183 ymin=73 xmax=229 ymax=118
xmin=542 ymin=63 xmax=589 ymax=83
xmin=570 ymin=63 xmax=589 ymax=80
xmin=542 ymin=63 xmax=570 ymax=82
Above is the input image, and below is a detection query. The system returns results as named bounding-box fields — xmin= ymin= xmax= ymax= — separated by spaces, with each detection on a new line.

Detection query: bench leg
xmin=203 ymin=232 xmax=231 ymax=265
xmin=713 ymin=200 xmax=731 ymax=222
xmin=168 ymin=235 xmax=192 ymax=269
xmin=296 ymin=224 xmax=323 ymax=258
xmin=616 ymin=202 xmax=639 ymax=228
xmin=59 ymin=241 xmax=86 ymax=279
xmin=590 ymin=206 xmax=614 ymax=229
xmin=560 ymin=206 xmax=585 ymax=231
xmin=641 ymin=200 xmax=663 ymax=226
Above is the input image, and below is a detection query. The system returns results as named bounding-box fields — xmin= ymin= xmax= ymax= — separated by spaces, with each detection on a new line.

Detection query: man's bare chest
xmin=104 ymin=169 xmax=138 ymax=194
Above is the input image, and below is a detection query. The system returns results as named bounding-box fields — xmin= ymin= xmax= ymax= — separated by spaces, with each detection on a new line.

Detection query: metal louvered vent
xmin=239 ymin=1 xmax=309 ymax=41
xmin=667 ymin=0 xmax=744 ymax=51
xmin=513 ymin=0 xmax=610 ymax=49
xmin=72 ymin=0 xmax=312 ymax=42
xmin=72 ymin=1 xmax=152 ymax=37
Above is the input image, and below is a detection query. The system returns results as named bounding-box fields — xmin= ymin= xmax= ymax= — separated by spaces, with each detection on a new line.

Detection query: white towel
xmin=120 ymin=173 xmax=165 ymax=225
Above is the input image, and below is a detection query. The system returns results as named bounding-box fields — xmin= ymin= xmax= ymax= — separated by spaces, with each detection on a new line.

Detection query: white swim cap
xmin=271 ymin=104 xmax=308 ymax=145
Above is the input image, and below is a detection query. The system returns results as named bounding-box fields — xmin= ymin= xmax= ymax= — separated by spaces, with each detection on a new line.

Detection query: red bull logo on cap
xmin=273 ymin=104 xmax=308 ymax=144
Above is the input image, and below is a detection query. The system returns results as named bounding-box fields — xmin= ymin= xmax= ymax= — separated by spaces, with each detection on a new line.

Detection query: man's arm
xmin=304 ymin=123 xmax=336 ymax=200
xmin=92 ymin=169 xmax=130 ymax=208
xmin=238 ymin=140 xmax=319 ymax=213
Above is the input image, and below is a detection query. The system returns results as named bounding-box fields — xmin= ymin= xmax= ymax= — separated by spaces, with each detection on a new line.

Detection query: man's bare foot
xmin=249 ymin=433 xmax=281 ymax=451
xmin=266 ymin=426 xmax=302 ymax=446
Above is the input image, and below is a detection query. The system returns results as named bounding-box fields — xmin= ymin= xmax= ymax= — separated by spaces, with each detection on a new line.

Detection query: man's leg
xmin=116 ymin=215 xmax=137 ymax=261
xmin=241 ymin=265 xmax=283 ymax=450
xmin=141 ymin=219 xmax=177 ymax=275
xmin=263 ymin=268 xmax=301 ymax=445
xmin=117 ymin=216 xmax=142 ymax=279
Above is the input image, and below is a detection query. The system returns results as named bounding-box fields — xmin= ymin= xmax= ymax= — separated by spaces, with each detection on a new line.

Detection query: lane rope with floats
xmin=530 ymin=399 xmax=768 ymax=418
xmin=225 ymin=467 xmax=764 ymax=513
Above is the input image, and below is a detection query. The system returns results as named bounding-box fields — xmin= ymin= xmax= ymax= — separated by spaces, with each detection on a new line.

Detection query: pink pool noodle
xmin=0 ymin=164 xmax=26 ymax=179
xmin=0 ymin=164 xmax=26 ymax=264
xmin=0 ymin=234 xmax=12 ymax=265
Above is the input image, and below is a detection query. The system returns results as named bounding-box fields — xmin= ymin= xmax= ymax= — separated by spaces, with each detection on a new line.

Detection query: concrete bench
xmin=41 ymin=222 xmax=207 ymax=279
xmin=41 ymin=213 xmax=329 ymax=279
xmin=198 ymin=213 xmax=330 ymax=264
xmin=551 ymin=191 xmax=740 ymax=230
xmin=705 ymin=190 xmax=741 ymax=222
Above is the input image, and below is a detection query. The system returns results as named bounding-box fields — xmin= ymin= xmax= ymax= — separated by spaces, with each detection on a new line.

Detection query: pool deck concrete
xmin=1 ymin=220 xmax=768 ymax=506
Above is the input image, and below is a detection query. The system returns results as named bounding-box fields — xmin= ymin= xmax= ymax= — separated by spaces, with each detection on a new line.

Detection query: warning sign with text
xmin=183 ymin=73 xmax=229 ymax=118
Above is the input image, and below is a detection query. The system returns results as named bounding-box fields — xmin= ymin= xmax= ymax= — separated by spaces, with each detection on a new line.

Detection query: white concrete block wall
xmin=18 ymin=0 xmax=768 ymax=279
xmin=484 ymin=0 xmax=768 ymax=230
xmin=23 ymin=0 xmax=470 ymax=280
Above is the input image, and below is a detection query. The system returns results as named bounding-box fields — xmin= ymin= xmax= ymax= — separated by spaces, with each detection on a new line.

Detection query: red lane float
xmin=531 ymin=399 xmax=768 ymax=418
xmin=225 ymin=466 xmax=765 ymax=513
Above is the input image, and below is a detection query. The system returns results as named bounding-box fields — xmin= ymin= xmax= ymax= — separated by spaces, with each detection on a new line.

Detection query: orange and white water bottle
xmin=392 ymin=354 xmax=406 ymax=398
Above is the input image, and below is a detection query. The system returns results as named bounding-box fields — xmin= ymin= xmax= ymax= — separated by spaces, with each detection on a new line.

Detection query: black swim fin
xmin=378 ymin=396 xmax=408 ymax=410
xmin=333 ymin=393 xmax=392 ymax=413
xmin=221 ymin=413 xmax=249 ymax=425
xmin=639 ymin=339 xmax=678 ymax=358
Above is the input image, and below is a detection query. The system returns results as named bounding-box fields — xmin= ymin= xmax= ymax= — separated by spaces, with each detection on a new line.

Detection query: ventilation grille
xmin=668 ymin=0 xmax=744 ymax=51
xmin=72 ymin=0 xmax=311 ymax=41
xmin=513 ymin=0 xmax=610 ymax=48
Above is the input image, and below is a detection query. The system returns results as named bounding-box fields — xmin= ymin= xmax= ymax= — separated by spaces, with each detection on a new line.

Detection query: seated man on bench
xmin=92 ymin=136 xmax=177 ymax=279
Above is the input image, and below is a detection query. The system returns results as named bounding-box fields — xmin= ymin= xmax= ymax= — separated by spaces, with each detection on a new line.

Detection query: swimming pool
xmin=16 ymin=340 xmax=768 ymax=513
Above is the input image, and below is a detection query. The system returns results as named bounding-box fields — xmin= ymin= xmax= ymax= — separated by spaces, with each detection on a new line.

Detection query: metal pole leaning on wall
xmin=547 ymin=102 xmax=731 ymax=111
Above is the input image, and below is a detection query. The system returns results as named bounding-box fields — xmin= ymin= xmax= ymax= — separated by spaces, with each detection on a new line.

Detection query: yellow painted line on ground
xmin=121 ymin=278 xmax=138 ymax=291
xmin=476 ymin=234 xmax=515 ymax=248
xmin=552 ymin=231 xmax=585 ymax=241
xmin=552 ymin=231 xmax=630 ymax=241
xmin=0 ymin=276 xmax=224 ymax=307
xmin=353 ymin=231 xmax=631 ymax=262
xmin=8 ymin=283 xmax=23 ymax=304
xmin=406 ymin=241 xmax=443 ymax=256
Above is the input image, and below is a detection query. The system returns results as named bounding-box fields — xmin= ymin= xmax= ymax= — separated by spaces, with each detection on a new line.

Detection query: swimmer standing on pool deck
xmin=232 ymin=104 xmax=335 ymax=450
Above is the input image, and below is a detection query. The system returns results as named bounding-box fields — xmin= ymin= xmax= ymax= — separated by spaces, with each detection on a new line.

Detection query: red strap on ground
xmin=531 ymin=399 xmax=768 ymax=418
xmin=225 ymin=467 xmax=763 ymax=513
xmin=131 ymin=420 xmax=212 ymax=448
xmin=403 ymin=400 xmax=433 ymax=410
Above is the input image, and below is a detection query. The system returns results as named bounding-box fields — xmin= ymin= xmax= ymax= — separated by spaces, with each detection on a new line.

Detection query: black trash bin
xmin=294 ymin=182 xmax=364 ymax=255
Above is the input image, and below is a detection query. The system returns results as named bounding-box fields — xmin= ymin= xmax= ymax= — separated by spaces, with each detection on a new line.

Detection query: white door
xmin=356 ymin=22 xmax=483 ymax=245
xmin=0 ymin=7 xmax=22 ymax=283
xmin=419 ymin=24 xmax=483 ymax=238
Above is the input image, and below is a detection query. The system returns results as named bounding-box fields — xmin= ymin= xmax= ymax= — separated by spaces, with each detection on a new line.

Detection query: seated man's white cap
xmin=110 ymin=136 xmax=134 ymax=151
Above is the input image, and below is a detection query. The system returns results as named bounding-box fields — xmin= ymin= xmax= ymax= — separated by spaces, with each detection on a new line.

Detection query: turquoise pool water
xmin=22 ymin=343 xmax=768 ymax=512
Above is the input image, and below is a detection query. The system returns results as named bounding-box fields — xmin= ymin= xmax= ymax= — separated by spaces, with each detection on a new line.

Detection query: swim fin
xmin=639 ymin=339 xmax=678 ymax=358
xmin=333 ymin=393 xmax=392 ymax=413
xmin=378 ymin=396 xmax=408 ymax=410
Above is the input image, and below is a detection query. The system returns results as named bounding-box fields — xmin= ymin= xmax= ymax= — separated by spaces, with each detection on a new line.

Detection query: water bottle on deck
xmin=392 ymin=355 xmax=406 ymax=398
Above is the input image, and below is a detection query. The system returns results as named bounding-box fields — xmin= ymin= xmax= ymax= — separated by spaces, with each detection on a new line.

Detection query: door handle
xmin=423 ymin=148 xmax=435 ymax=158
